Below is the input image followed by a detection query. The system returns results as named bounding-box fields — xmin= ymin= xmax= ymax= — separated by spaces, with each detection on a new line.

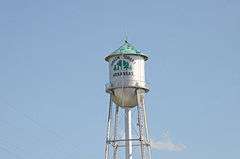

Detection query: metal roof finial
xmin=124 ymin=32 xmax=128 ymax=43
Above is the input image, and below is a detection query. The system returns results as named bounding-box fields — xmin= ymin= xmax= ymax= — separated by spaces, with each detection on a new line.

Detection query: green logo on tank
xmin=113 ymin=60 xmax=132 ymax=71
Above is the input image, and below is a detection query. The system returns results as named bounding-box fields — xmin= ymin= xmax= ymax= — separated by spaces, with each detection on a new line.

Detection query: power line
xmin=0 ymin=119 xmax=52 ymax=158
xmin=0 ymin=138 xmax=25 ymax=155
xmin=0 ymin=145 xmax=24 ymax=159
xmin=0 ymin=96 xmax=81 ymax=158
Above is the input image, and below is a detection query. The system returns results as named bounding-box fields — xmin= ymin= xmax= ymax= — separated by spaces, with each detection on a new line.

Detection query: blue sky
xmin=0 ymin=0 xmax=239 ymax=158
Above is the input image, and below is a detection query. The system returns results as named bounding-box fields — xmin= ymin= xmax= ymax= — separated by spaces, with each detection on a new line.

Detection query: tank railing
xmin=105 ymin=80 xmax=150 ymax=90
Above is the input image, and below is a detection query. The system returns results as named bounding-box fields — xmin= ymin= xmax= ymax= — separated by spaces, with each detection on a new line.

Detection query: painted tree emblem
xmin=113 ymin=60 xmax=132 ymax=71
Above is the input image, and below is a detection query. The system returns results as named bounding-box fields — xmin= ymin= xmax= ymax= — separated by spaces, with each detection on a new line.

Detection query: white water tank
xmin=105 ymin=41 xmax=149 ymax=107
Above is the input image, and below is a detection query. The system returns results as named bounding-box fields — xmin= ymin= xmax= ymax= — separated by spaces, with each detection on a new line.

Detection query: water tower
xmin=104 ymin=40 xmax=152 ymax=159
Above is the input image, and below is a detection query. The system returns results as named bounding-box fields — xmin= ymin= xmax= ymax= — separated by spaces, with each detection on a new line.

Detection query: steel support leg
xmin=125 ymin=108 xmax=133 ymax=159
xmin=104 ymin=94 xmax=113 ymax=159
xmin=113 ymin=105 xmax=119 ymax=159
xmin=137 ymin=89 xmax=145 ymax=159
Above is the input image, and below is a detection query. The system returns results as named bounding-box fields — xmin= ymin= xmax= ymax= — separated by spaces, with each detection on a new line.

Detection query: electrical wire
xmin=0 ymin=145 xmax=24 ymax=159
xmin=0 ymin=96 xmax=82 ymax=158
xmin=0 ymin=119 xmax=57 ymax=159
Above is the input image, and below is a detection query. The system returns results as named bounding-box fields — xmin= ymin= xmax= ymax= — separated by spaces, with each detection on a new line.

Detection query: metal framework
xmin=104 ymin=89 xmax=152 ymax=159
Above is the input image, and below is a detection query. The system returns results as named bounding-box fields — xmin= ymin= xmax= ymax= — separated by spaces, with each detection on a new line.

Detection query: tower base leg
xmin=125 ymin=108 xmax=133 ymax=159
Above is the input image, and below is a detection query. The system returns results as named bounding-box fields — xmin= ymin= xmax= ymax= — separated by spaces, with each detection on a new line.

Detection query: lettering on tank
xmin=111 ymin=55 xmax=135 ymax=77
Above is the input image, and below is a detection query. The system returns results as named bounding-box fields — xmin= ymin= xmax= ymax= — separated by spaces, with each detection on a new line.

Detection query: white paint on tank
xmin=107 ymin=54 xmax=147 ymax=107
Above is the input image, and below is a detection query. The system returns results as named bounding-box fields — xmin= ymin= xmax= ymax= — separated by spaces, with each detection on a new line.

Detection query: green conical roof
xmin=105 ymin=40 xmax=148 ymax=61
xmin=112 ymin=41 xmax=141 ymax=54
